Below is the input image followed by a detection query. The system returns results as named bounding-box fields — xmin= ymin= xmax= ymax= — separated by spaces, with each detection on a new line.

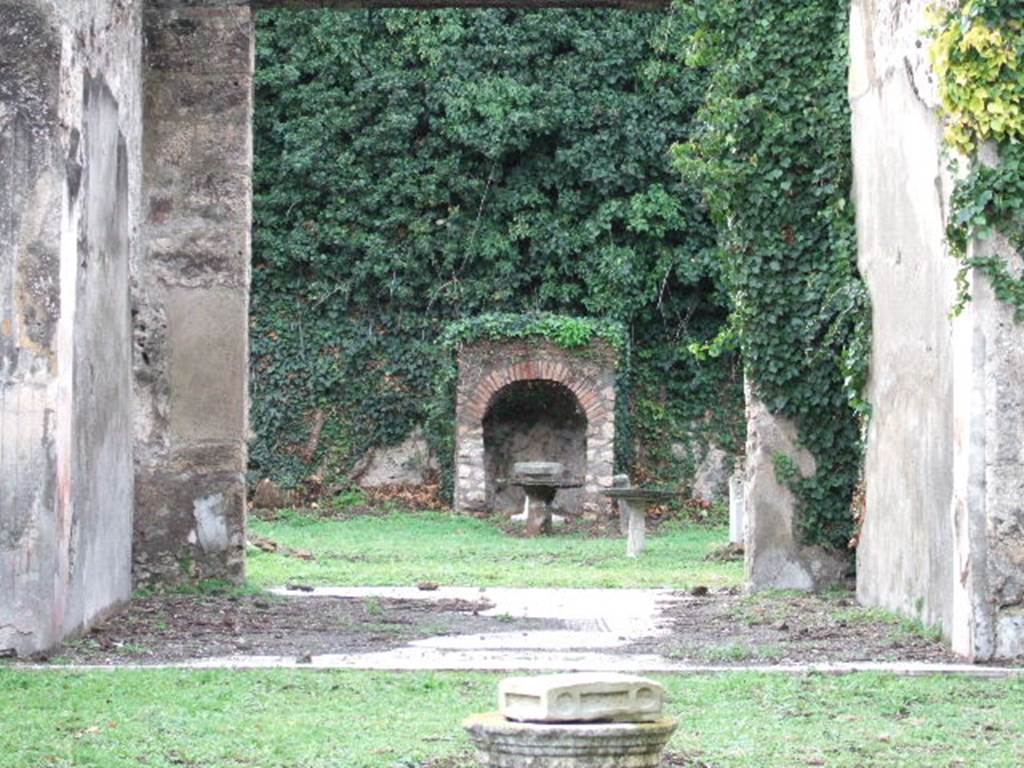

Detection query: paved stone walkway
xmin=263 ymin=586 xmax=675 ymax=671
xmin=20 ymin=587 xmax=1024 ymax=677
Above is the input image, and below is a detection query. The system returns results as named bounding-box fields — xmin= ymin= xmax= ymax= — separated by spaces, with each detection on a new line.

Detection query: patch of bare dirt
xmin=630 ymin=589 xmax=966 ymax=665
xmin=42 ymin=593 xmax=559 ymax=665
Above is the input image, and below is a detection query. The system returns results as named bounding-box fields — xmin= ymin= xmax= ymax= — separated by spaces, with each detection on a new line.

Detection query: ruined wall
xmin=133 ymin=0 xmax=253 ymax=585
xmin=0 ymin=0 xmax=141 ymax=655
xmin=851 ymin=0 xmax=1024 ymax=659
xmin=743 ymin=383 xmax=850 ymax=591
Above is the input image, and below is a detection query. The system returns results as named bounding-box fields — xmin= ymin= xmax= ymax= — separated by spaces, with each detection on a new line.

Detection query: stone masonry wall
xmin=851 ymin=0 xmax=1024 ymax=659
xmin=951 ymin=206 xmax=1024 ymax=660
xmin=455 ymin=339 xmax=616 ymax=517
xmin=743 ymin=382 xmax=850 ymax=591
xmin=0 ymin=0 xmax=141 ymax=655
xmin=133 ymin=0 xmax=252 ymax=585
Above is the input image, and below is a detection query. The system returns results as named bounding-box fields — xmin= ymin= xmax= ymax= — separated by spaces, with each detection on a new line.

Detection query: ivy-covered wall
xmin=674 ymin=0 xmax=869 ymax=552
xmin=250 ymin=9 xmax=743 ymax=494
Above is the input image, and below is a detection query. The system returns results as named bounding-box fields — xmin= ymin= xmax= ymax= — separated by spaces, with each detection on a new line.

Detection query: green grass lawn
xmin=247 ymin=509 xmax=742 ymax=589
xmin=3 ymin=668 xmax=1022 ymax=767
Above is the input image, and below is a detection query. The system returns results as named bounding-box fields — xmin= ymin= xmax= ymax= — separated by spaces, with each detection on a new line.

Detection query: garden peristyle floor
xmin=246 ymin=507 xmax=743 ymax=589
xmin=18 ymin=509 xmax=1018 ymax=671
xmin=4 ymin=669 xmax=1024 ymax=768
xmin=6 ymin=509 xmax=1024 ymax=768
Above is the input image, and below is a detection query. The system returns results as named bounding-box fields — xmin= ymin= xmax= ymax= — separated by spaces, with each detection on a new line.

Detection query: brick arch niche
xmin=455 ymin=339 xmax=617 ymax=516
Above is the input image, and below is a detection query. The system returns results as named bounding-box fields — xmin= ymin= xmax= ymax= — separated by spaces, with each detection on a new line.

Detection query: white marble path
xmin=15 ymin=586 xmax=1024 ymax=677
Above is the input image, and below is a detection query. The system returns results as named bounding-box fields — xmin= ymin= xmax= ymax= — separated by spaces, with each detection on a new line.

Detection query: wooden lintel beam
xmin=251 ymin=0 xmax=669 ymax=10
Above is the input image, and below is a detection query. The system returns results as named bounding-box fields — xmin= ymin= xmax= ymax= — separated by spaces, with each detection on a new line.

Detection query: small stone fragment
xmin=251 ymin=478 xmax=293 ymax=510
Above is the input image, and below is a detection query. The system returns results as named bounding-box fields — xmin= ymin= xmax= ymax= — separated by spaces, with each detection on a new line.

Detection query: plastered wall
xmin=851 ymin=0 xmax=1024 ymax=660
xmin=0 ymin=0 xmax=141 ymax=655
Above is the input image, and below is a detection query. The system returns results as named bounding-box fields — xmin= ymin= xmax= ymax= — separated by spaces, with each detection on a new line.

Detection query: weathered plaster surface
xmin=133 ymin=0 xmax=252 ymax=585
xmin=849 ymin=0 xmax=957 ymax=636
xmin=0 ymin=0 xmax=140 ymax=655
xmin=743 ymin=383 xmax=849 ymax=591
xmin=851 ymin=0 xmax=1024 ymax=659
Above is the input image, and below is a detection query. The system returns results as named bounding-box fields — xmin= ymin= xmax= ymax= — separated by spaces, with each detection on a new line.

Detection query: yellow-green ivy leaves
xmin=930 ymin=2 xmax=1024 ymax=154
xmin=932 ymin=1 xmax=1024 ymax=318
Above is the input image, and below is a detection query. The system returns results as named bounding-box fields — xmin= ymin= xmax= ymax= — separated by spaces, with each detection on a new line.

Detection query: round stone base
xmin=463 ymin=712 xmax=678 ymax=768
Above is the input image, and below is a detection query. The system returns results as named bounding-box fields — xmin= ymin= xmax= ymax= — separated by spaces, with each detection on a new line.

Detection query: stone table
xmin=508 ymin=462 xmax=583 ymax=537
xmin=601 ymin=488 xmax=681 ymax=557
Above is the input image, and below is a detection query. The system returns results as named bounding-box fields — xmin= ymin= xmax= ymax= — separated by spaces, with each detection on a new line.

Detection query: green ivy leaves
xmin=250 ymin=9 xmax=743 ymax=491
xmin=673 ymin=0 xmax=869 ymax=550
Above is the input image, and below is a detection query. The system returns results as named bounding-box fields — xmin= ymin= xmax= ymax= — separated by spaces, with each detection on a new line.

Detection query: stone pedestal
xmin=624 ymin=501 xmax=646 ymax=558
xmin=464 ymin=713 xmax=677 ymax=768
xmin=728 ymin=470 xmax=745 ymax=547
xmin=523 ymin=485 xmax=558 ymax=536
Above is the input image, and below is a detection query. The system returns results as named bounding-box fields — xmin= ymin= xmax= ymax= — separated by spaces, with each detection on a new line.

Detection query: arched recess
xmin=455 ymin=342 xmax=617 ymax=516
xmin=483 ymin=379 xmax=588 ymax=513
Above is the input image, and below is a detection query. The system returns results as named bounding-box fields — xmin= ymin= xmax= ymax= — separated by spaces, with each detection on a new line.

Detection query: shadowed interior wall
xmin=483 ymin=380 xmax=587 ymax=514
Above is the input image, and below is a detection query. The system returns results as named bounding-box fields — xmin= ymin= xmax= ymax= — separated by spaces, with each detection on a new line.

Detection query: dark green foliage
xmin=251 ymin=9 xmax=742 ymax=490
xmin=673 ymin=0 xmax=869 ymax=549
xmin=951 ymin=143 xmax=1024 ymax=318
xmin=440 ymin=312 xmax=626 ymax=351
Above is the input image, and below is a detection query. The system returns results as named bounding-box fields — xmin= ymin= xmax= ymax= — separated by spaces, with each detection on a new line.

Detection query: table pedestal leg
xmin=625 ymin=501 xmax=647 ymax=557
xmin=524 ymin=487 xmax=556 ymax=537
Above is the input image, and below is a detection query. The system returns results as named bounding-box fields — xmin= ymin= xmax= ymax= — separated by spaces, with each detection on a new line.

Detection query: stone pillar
xmin=1 ymin=0 xmax=141 ymax=655
xmin=949 ymin=223 xmax=1024 ymax=660
xmin=744 ymin=381 xmax=848 ymax=591
xmin=728 ymin=470 xmax=745 ymax=547
xmin=134 ymin=0 xmax=253 ymax=585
